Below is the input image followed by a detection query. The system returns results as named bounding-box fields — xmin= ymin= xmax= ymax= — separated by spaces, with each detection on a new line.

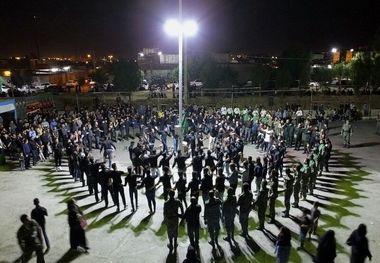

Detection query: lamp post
xmin=164 ymin=12 xmax=198 ymax=152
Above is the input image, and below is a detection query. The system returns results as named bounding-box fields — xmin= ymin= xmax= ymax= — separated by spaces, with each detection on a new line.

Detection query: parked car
xmin=309 ymin=82 xmax=321 ymax=92
xmin=139 ymin=79 xmax=149 ymax=90
xmin=328 ymin=79 xmax=354 ymax=94
xmin=1 ymin=84 xmax=10 ymax=95
xmin=17 ymin=85 xmax=31 ymax=94
xmin=190 ymin=79 xmax=203 ymax=89
xmin=166 ymin=82 xmax=178 ymax=90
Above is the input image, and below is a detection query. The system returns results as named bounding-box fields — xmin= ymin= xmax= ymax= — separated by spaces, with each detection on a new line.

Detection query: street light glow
xmin=183 ymin=20 xmax=198 ymax=36
xmin=350 ymin=49 xmax=354 ymax=52
xmin=138 ymin=52 xmax=144 ymax=57
xmin=331 ymin=48 xmax=338 ymax=53
xmin=164 ymin=19 xmax=199 ymax=37
xmin=158 ymin=51 xmax=162 ymax=56
xmin=164 ymin=19 xmax=181 ymax=36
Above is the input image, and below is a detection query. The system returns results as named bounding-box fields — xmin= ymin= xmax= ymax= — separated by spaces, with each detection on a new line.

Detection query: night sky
xmin=0 ymin=0 xmax=379 ymax=58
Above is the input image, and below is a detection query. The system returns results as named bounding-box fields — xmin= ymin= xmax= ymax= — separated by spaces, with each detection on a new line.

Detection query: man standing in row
xmin=164 ymin=190 xmax=184 ymax=251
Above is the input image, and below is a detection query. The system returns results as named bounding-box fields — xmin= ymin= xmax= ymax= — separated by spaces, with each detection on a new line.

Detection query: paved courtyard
xmin=0 ymin=120 xmax=379 ymax=263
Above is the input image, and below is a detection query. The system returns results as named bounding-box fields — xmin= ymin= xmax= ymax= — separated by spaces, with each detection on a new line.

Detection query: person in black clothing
xmin=200 ymin=168 xmax=214 ymax=219
xmin=183 ymin=245 xmax=201 ymax=263
xmin=186 ymin=172 xmax=200 ymax=199
xmin=315 ymin=230 xmax=336 ymax=263
xmin=190 ymin=151 xmax=204 ymax=180
xmin=204 ymin=150 xmax=217 ymax=174
xmin=52 ymin=139 xmax=63 ymax=171
xmin=175 ymin=172 xmax=187 ymax=208
xmin=148 ymin=149 xmax=162 ymax=178
xmin=215 ymin=168 xmax=226 ymax=201
xmin=184 ymin=197 xmax=202 ymax=248
xmin=159 ymin=151 xmax=173 ymax=175
xmin=275 ymin=226 xmax=291 ymax=263
xmin=31 ymin=198 xmax=50 ymax=250
xmin=30 ymin=139 xmax=39 ymax=166
xmin=17 ymin=214 xmax=45 ymax=263
xmin=346 ymin=224 xmax=372 ymax=263
xmin=172 ymin=150 xmax=190 ymax=174
xmin=139 ymin=169 xmax=157 ymax=214
xmin=78 ymin=150 xmax=88 ymax=187
xmin=88 ymin=158 xmax=101 ymax=202
xmin=111 ymin=163 xmax=127 ymax=212
xmin=99 ymin=164 xmax=115 ymax=208
xmin=156 ymin=166 xmax=172 ymax=200
xmin=67 ymin=199 xmax=88 ymax=252
xmin=124 ymin=166 xmax=139 ymax=212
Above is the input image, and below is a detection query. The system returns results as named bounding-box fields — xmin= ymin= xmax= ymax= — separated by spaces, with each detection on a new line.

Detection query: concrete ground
xmin=0 ymin=120 xmax=379 ymax=263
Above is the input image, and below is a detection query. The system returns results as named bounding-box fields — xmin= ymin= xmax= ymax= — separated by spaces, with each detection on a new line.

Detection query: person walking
xmin=275 ymin=226 xmax=291 ymax=263
xmin=31 ymin=198 xmax=49 ymax=250
xmin=100 ymin=137 xmax=116 ymax=168
xmin=67 ymin=199 xmax=88 ymax=252
xmin=17 ymin=214 xmax=45 ymax=263
xmin=315 ymin=230 xmax=336 ymax=263
xmin=346 ymin=224 xmax=372 ymax=263
xmin=297 ymin=211 xmax=311 ymax=250
xmin=164 ymin=190 xmax=184 ymax=251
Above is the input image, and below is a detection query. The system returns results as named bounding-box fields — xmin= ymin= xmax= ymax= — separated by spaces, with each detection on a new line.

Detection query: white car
xmin=166 ymin=82 xmax=178 ymax=90
xmin=17 ymin=85 xmax=31 ymax=94
xmin=190 ymin=79 xmax=203 ymax=89
xmin=309 ymin=82 xmax=321 ymax=92
xmin=1 ymin=84 xmax=10 ymax=94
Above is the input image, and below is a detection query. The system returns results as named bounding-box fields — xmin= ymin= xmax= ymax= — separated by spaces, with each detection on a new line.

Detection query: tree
xmin=90 ymin=68 xmax=109 ymax=85
xmin=349 ymin=52 xmax=372 ymax=86
xmin=278 ymin=47 xmax=311 ymax=85
xmin=111 ymin=60 xmax=141 ymax=92
xmin=311 ymin=67 xmax=333 ymax=83
xmin=10 ymin=69 xmax=33 ymax=86
xmin=250 ymin=64 xmax=274 ymax=88
xmin=199 ymin=60 xmax=220 ymax=89
xmin=332 ymin=62 xmax=351 ymax=80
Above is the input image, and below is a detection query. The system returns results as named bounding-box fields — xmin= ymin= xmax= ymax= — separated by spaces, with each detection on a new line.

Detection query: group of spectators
xmin=0 ymin=100 xmax=372 ymax=262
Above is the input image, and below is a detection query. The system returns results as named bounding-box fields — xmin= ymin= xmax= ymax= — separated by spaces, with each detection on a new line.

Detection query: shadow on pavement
xmin=55 ymin=249 xmax=82 ymax=263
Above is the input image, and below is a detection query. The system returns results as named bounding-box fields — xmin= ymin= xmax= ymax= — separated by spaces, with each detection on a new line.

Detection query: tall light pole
xmin=164 ymin=13 xmax=198 ymax=151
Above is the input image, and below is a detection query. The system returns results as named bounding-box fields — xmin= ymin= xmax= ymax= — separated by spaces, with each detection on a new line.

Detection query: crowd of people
xmin=0 ymin=100 xmax=372 ymax=262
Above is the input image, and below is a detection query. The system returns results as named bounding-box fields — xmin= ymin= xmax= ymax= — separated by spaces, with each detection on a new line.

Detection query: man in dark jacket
xmin=31 ymin=198 xmax=49 ymax=250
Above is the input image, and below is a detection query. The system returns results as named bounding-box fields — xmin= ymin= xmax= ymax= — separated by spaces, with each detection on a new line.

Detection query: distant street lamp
xmin=164 ymin=15 xmax=198 ymax=151
xmin=331 ymin=48 xmax=338 ymax=53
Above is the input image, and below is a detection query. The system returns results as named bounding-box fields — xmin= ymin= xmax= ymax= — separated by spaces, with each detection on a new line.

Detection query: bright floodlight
xmin=164 ymin=19 xmax=181 ymax=36
xmin=183 ymin=20 xmax=198 ymax=36
xmin=164 ymin=19 xmax=198 ymax=37
xmin=331 ymin=48 xmax=337 ymax=53
xmin=350 ymin=49 xmax=354 ymax=52
xmin=158 ymin=51 xmax=162 ymax=56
